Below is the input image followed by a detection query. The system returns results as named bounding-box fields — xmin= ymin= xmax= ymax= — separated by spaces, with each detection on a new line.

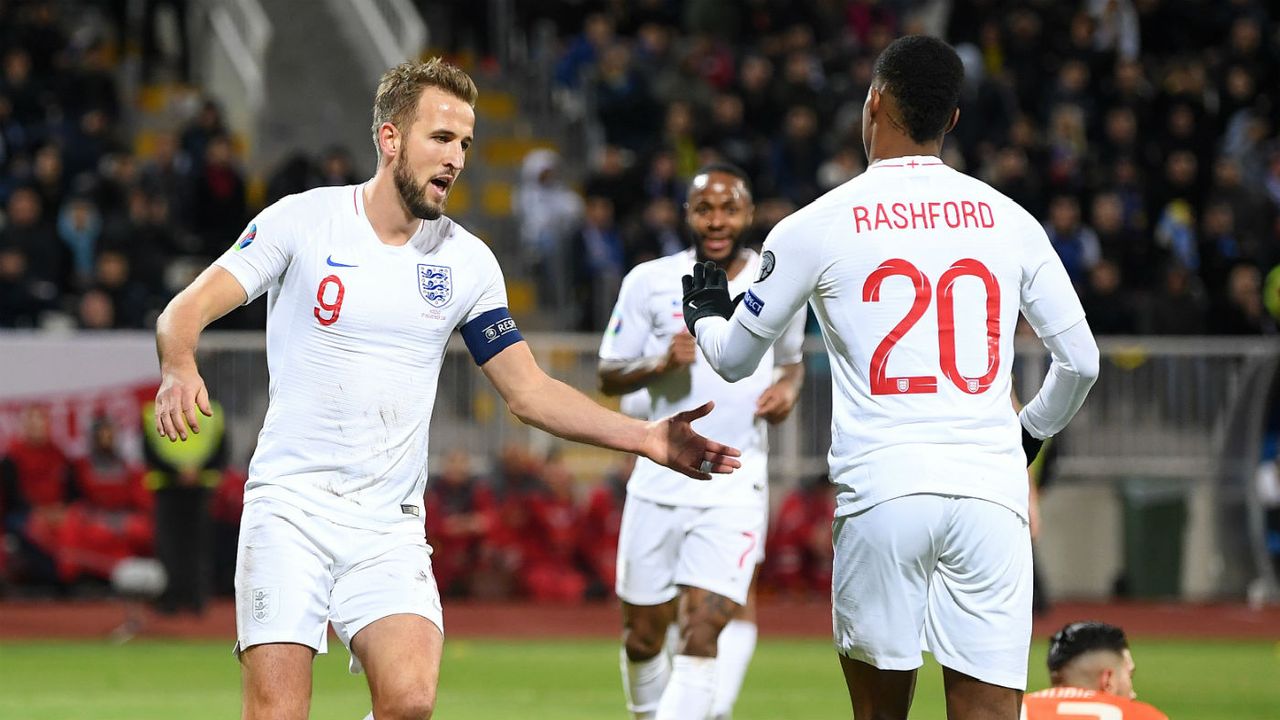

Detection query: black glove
xmin=681 ymin=261 xmax=736 ymax=336
xmin=1021 ymin=426 xmax=1045 ymax=467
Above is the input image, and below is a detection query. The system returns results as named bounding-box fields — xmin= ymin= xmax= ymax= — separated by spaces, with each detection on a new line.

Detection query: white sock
xmin=622 ymin=648 xmax=672 ymax=719
xmin=360 ymin=714 xmax=374 ymax=720
xmin=664 ymin=622 xmax=680 ymax=660
xmin=655 ymin=655 xmax=717 ymax=720
xmin=711 ymin=620 xmax=757 ymax=720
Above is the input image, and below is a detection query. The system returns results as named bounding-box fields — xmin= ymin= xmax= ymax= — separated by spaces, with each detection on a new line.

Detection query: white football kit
xmin=692 ymin=157 xmax=1098 ymax=688
xmin=214 ymin=184 xmax=524 ymax=668
xmin=600 ymin=248 xmax=804 ymax=605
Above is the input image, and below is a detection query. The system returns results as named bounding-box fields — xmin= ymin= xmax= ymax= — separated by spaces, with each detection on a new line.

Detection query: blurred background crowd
xmin=1 ymin=0 xmax=1279 ymax=606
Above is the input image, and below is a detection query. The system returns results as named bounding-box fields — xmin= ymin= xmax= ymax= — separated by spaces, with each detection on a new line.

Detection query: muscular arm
xmin=483 ymin=342 xmax=741 ymax=479
xmin=154 ymin=265 xmax=247 ymax=441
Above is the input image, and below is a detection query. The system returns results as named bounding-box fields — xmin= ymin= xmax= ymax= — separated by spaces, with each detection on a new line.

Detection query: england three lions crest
xmin=418 ymin=264 xmax=452 ymax=307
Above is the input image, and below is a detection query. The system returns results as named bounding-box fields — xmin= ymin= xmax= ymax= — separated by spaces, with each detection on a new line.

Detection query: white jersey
xmin=215 ymin=184 xmax=510 ymax=530
xmin=733 ymin=156 xmax=1085 ymax=519
xmin=600 ymin=248 xmax=805 ymax=508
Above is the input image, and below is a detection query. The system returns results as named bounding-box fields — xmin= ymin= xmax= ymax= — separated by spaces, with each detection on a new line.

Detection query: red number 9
xmin=314 ymin=274 xmax=345 ymax=326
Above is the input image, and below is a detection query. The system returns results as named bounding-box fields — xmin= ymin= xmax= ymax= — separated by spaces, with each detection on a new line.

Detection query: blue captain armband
xmin=460 ymin=307 xmax=525 ymax=365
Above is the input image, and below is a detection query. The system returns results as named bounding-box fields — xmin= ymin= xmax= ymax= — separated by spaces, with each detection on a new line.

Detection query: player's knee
xmin=679 ymin=616 xmax=728 ymax=657
xmin=622 ymin=625 xmax=666 ymax=661
xmin=374 ymin=688 xmax=436 ymax=720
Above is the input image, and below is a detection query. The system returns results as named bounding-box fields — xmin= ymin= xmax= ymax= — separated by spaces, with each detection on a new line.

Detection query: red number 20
xmin=314 ymin=274 xmax=345 ymax=326
xmin=862 ymin=258 xmax=1000 ymax=395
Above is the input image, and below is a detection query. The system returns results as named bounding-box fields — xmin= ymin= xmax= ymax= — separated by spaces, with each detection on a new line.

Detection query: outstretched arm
xmin=483 ymin=342 xmax=741 ymax=479
xmin=154 ymin=266 xmax=246 ymax=441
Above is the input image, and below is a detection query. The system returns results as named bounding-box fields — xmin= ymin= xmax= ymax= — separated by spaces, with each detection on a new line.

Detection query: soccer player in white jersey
xmin=598 ymin=163 xmax=806 ymax=720
xmin=680 ymin=36 xmax=1100 ymax=719
xmin=151 ymin=59 xmax=741 ymax=720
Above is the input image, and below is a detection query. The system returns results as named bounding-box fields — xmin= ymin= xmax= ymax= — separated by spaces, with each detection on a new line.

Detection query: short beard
xmin=393 ymin=151 xmax=443 ymax=220
xmin=694 ymin=234 xmax=744 ymax=268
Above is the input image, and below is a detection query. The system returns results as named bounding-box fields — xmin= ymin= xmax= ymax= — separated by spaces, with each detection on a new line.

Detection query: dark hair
xmin=872 ymin=35 xmax=964 ymax=143
xmin=688 ymin=161 xmax=752 ymax=196
xmin=1047 ymin=622 xmax=1129 ymax=673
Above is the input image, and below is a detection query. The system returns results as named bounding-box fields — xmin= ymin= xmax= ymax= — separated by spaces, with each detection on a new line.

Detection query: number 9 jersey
xmin=213 ymin=185 xmax=514 ymax=531
xmin=736 ymin=156 xmax=1085 ymax=521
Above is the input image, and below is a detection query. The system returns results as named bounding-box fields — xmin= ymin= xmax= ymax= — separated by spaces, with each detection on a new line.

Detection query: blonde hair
xmin=370 ymin=58 xmax=478 ymax=155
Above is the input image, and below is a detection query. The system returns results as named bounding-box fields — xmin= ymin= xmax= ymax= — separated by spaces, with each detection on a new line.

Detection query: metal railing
xmin=324 ymin=0 xmax=428 ymax=79
xmin=6 ymin=331 xmax=1272 ymax=599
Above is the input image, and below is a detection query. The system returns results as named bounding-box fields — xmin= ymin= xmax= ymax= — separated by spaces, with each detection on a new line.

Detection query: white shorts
xmin=615 ymin=494 xmax=765 ymax=606
xmin=234 ymin=497 xmax=444 ymax=673
xmin=832 ymin=493 xmax=1032 ymax=690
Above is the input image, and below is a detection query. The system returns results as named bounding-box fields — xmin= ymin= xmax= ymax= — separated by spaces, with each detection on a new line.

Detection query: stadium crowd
xmin=520 ymin=0 xmax=1280 ymax=333
xmin=2 ymin=0 xmax=1280 ymax=603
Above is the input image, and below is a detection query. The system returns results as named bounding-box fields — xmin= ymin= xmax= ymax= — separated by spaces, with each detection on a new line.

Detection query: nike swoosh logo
xmin=687 ymin=301 xmax=700 ymax=310
xmin=326 ymin=255 xmax=358 ymax=267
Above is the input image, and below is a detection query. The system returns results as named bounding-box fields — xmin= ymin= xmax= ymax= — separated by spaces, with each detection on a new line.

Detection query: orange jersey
xmin=1022 ymin=687 xmax=1169 ymax=720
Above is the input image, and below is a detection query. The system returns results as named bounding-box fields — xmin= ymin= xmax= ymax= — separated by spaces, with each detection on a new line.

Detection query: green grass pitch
xmin=2 ymin=638 xmax=1277 ymax=718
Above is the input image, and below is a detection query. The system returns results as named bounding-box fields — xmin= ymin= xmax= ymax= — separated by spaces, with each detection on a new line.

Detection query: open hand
xmin=644 ymin=401 xmax=742 ymax=480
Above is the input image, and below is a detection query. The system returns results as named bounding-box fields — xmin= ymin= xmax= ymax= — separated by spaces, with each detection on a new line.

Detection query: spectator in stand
xmin=573 ymin=195 xmax=626 ymax=331
xmin=59 ymin=416 xmax=153 ymax=583
xmin=641 ymin=147 xmax=684 ymax=207
xmin=521 ymin=452 xmax=587 ymax=602
xmin=707 ymin=92 xmax=764 ymax=182
xmin=100 ymin=188 xmax=178 ymax=298
xmin=0 ymin=246 xmax=47 ymax=326
xmin=580 ymin=453 xmax=632 ymax=597
xmin=766 ymin=474 xmax=835 ymax=598
xmin=1091 ymin=191 xmax=1155 ymax=290
xmin=76 ymin=287 xmax=115 ymax=329
xmin=185 ymin=133 xmax=245 ymax=258
xmin=138 ymin=131 xmax=190 ymax=214
xmin=515 ymin=148 xmax=583 ymax=282
xmin=179 ymin=98 xmax=226 ymax=172
xmin=594 ymin=42 xmax=659 ymax=154
xmin=425 ymin=450 xmax=496 ymax=598
xmin=735 ymin=54 xmax=780 ymax=137
xmin=1081 ymin=259 xmax=1139 ymax=335
xmin=31 ymin=143 xmax=66 ymax=218
xmin=0 ymin=406 xmax=76 ymax=588
xmin=555 ymin=13 xmax=616 ymax=90
xmin=92 ymin=250 xmax=151 ymax=328
xmin=623 ymin=197 xmax=684 ymax=267
xmin=585 ymin=144 xmax=640 ymax=221
xmin=56 ymin=196 xmax=102 ymax=289
xmin=1 ymin=48 xmax=43 ymax=129
xmin=317 ymin=145 xmax=360 ymax=187
xmin=485 ymin=444 xmax=548 ymax=598
xmin=661 ymin=100 xmax=701 ymax=180
xmin=1211 ymin=263 xmax=1274 ymax=335
xmin=0 ymin=186 xmax=63 ymax=292
xmin=769 ymin=105 xmax=822 ymax=206
xmin=63 ymin=109 xmax=119 ymax=179
xmin=1143 ymin=264 xmax=1208 ymax=335
xmin=1045 ymin=195 xmax=1102 ymax=285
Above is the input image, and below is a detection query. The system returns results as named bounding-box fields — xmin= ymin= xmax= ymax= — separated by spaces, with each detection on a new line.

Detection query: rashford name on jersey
xmin=852 ymin=200 xmax=996 ymax=233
